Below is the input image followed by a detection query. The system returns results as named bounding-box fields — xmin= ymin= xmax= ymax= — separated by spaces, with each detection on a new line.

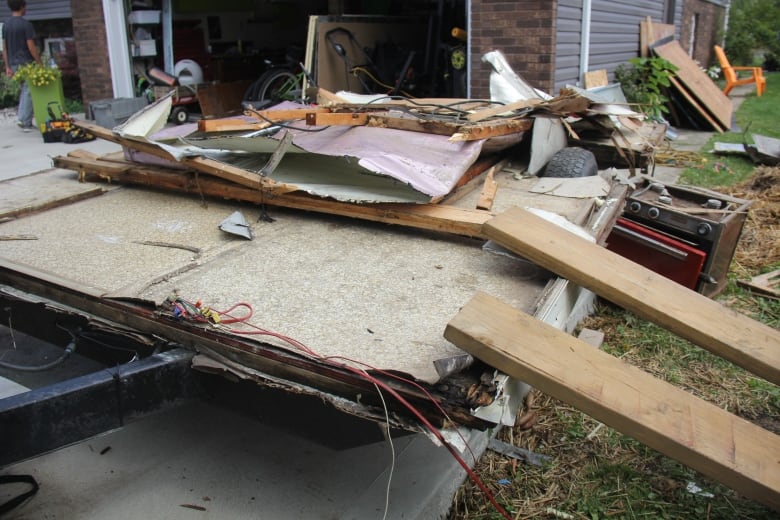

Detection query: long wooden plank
xmin=483 ymin=207 xmax=780 ymax=384
xmin=449 ymin=118 xmax=533 ymax=142
xmin=466 ymin=99 xmax=540 ymax=123
xmin=444 ymin=291 xmax=780 ymax=511
xmin=305 ymin=111 xmax=369 ymax=126
xmin=652 ymin=40 xmax=732 ymax=129
xmin=197 ymin=118 xmax=272 ymax=133
xmin=52 ymin=154 xmax=493 ymax=238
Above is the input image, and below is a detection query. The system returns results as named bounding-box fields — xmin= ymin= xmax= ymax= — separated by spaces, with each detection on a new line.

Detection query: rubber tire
xmin=542 ymin=147 xmax=598 ymax=178
xmin=257 ymin=68 xmax=300 ymax=104
xmin=171 ymin=106 xmax=189 ymax=125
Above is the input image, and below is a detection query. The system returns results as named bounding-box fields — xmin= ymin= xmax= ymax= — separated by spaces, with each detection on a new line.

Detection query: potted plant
xmin=13 ymin=62 xmax=66 ymax=131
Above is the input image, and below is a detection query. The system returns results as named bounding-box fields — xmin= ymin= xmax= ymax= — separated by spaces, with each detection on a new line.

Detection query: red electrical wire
xmin=173 ymin=298 xmax=513 ymax=520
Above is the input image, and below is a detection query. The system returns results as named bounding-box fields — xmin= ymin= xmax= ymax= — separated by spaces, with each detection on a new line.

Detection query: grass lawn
xmin=450 ymin=73 xmax=779 ymax=519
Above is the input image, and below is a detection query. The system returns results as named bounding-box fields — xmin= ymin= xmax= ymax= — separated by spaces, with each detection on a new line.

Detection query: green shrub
xmin=0 ymin=64 xmax=21 ymax=108
xmin=614 ymin=56 xmax=678 ymax=122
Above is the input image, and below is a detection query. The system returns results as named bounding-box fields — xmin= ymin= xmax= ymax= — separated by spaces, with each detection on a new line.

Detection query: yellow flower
xmin=12 ymin=63 xmax=62 ymax=87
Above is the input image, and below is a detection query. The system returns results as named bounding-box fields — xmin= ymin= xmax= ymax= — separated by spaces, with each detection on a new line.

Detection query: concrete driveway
xmin=0 ymin=108 xmax=121 ymax=182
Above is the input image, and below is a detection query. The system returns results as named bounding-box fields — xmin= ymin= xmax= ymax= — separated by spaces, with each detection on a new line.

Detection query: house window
xmin=44 ymin=37 xmax=74 ymax=66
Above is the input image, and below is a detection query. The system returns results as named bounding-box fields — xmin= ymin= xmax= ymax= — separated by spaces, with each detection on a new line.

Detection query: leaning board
xmin=482 ymin=207 xmax=780 ymax=384
xmin=444 ymin=291 xmax=780 ymax=510
xmin=652 ymin=40 xmax=732 ymax=130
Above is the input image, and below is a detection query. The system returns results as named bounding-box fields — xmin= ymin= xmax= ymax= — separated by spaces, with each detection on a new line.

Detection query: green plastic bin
xmin=29 ymin=78 xmax=66 ymax=132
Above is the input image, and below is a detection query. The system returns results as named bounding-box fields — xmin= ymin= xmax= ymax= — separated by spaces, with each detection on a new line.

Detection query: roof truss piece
xmin=482 ymin=207 xmax=780 ymax=384
xmin=248 ymin=105 xmax=534 ymax=141
xmin=52 ymin=152 xmax=494 ymax=238
xmin=242 ymin=90 xmax=592 ymax=141
xmin=444 ymin=291 xmax=780 ymax=511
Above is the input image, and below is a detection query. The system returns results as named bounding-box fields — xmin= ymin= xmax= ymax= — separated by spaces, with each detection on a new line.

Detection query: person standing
xmin=2 ymin=0 xmax=42 ymax=131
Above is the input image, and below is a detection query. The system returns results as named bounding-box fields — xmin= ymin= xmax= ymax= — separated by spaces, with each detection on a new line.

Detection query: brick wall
xmin=71 ymin=0 xmax=113 ymax=108
xmin=679 ymin=0 xmax=724 ymax=69
xmin=469 ymin=0 xmax=556 ymax=99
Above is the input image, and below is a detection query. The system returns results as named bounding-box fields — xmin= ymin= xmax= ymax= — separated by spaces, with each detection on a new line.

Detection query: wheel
xmin=257 ymin=68 xmax=301 ymax=104
xmin=171 ymin=106 xmax=189 ymax=125
xmin=542 ymin=147 xmax=598 ymax=178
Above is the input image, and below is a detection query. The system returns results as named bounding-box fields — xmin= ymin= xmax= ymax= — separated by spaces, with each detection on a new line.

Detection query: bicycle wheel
xmin=258 ymin=68 xmax=301 ymax=104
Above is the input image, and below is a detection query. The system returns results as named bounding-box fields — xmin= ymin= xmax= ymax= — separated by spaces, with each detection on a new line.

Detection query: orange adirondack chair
xmin=714 ymin=45 xmax=766 ymax=96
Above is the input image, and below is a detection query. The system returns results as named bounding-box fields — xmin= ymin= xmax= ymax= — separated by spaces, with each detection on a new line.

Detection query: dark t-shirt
xmin=2 ymin=16 xmax=36 ymax=67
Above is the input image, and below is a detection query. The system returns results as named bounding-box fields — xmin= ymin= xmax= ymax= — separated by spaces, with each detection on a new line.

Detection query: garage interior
xmin=128 ymin=0 xmax=470 ymax=101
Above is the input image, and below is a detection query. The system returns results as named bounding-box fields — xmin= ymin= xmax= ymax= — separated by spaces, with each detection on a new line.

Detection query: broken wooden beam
xmin=737 ymin=269 xmax=780 ymax=300
xmin=244 ymin=106 xmax=331 ymax=123
xmin=444 ymin=291 xmax=780 ymax=511
xmin=476 ymin=168 xmax=498 ymax=210
xmin=52 ymin=153 xmax=493 ymax=238
xmin=197 ymin=118 xmax=272 ymax=133
xmin=448 ymin=118 xmax=533 ymax=142
xmin=466 ymin=99 xmax=540 ymax=123
xmin=305 ymin=111 xmax=369 ymax=126
xmin=483 ymin=207 xmax=780 ymax=384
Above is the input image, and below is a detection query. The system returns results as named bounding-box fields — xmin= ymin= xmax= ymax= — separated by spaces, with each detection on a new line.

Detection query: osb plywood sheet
xmin=0 ymin=180 xmax=550 ymax=383
xmin=134 ymin=210 xmax=549 ymax=384
xmin=653 ymin=40 xmax=732 ymax=129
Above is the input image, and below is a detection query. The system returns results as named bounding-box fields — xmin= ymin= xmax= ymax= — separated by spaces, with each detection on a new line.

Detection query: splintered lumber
xmin=476 ymin=168 xmax=498 ymax=210
xmin=737 ymin=269 xmax=780 ymax=300
xmin=444 ymin=291 xmax=780 ymax=511
xmin=73 ymin=120 xmax=294 ymax=194
xmin=435 ymin=157 xmax=505 ymax=205
xmin=53 ymin=153 xmax=493 ymax=238
xmin=449 ymin=118 xmax=533 ymax=142
xmin=466 ymin=99 xmax=540 ymax=123
xmin=483 ymin=207 xmax=780 ymax=384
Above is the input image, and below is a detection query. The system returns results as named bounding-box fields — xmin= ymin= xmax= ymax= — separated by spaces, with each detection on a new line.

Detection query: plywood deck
xmin=0 ymin=167 xmax=608 ymax=384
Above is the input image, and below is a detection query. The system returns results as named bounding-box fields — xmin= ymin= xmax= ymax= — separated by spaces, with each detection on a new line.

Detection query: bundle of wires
xmin=163 ymin=292 xmax=513 ymax=520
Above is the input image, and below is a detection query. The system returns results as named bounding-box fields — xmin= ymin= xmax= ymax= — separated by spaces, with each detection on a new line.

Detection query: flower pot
xmin=29 ymin=78 xmax=66 ymax=132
